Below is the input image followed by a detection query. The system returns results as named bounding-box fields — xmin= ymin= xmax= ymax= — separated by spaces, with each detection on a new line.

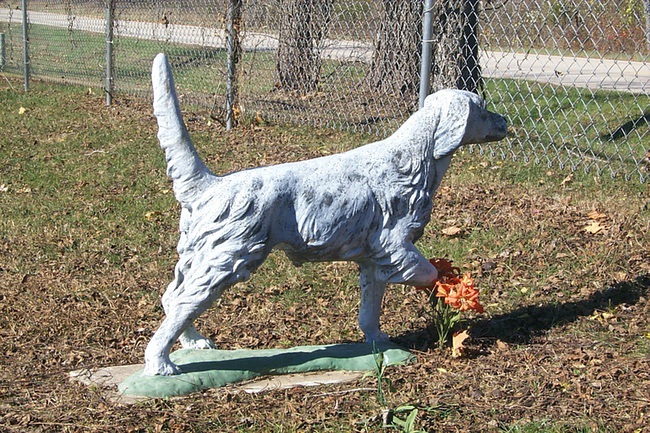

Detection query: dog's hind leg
xmin=358 ymin=265 xmax=390 ymax=343
xmin=160 ymin=250 xmax=217 ymax=351
xmin=145 ymin=268 xmax=232 ymax=376
xmin=162 ymin=285 xmax=216 ymax=351
xmin=162 ymin=217 xmax=221 ymax=351
xmin=144 ymin=243 xmax=270 ymax=376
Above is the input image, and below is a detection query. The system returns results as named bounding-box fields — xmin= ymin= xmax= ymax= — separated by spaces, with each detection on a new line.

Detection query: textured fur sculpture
xmin=144 ymin=53 xmax=508 ymax=375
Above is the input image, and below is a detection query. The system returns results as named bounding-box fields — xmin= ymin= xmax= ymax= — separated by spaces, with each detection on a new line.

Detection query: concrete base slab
xmin=70 ymin=342 xmax=414 ymax=402
xmin=70 ymin=365 xmax=364 ymax=404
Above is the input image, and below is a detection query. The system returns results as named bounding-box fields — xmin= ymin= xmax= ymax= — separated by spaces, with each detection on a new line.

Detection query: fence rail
xmin=1 ymin=0 xmax=648 ymax=182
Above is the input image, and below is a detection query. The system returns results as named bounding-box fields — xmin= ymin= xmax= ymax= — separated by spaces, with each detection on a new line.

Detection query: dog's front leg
xmin=358 ymin=266 xmax=390 ymax=343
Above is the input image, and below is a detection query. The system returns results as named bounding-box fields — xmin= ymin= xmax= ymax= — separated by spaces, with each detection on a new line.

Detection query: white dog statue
xmin=144 ymin=53 xmax=508 ymax=375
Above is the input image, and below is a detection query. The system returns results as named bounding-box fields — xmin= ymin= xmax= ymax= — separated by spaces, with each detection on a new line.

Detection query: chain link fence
xmin=1 ymin=0 xmax=648 ymax=181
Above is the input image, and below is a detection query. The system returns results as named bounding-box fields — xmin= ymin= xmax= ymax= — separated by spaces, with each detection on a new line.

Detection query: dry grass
xmin=0 ymin=74 xmax=648 ymax=432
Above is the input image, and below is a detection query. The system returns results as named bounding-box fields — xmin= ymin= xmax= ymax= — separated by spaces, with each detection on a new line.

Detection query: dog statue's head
xmin=423 ymin=89 xmax=508 ymax=159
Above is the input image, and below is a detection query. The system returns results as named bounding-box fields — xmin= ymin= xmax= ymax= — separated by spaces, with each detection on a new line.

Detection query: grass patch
xmin=482 ymin=78 xmax=650 ymax=179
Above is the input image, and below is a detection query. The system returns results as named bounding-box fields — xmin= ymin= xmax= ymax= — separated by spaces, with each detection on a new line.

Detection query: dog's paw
xmin=179 ymin=326 xmax=217 ymax=350
xmin=364 ymin=331 xmax=390 ymax=343
xmin=182 ymin=337 xmax=217 ymax=350
xmin=143 ymin=360 xmax=182 ymax=376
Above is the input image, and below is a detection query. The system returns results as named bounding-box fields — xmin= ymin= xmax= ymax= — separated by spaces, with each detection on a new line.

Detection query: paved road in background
xmin=1 ymin=8 xmax=648 ymax=94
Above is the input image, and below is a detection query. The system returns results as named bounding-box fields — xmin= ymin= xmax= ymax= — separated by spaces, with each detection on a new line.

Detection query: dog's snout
xmin=479 ymin=110 xmax=508 ymax=143
xmin=457 ymin=101 xmax=509 ymax=146
xmin=491 ymin=112 xmax=508 ymax=140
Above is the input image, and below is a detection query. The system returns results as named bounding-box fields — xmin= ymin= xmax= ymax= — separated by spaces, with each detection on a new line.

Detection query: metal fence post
xmin=21 ymin=0 xmax=28 ymax=91
xmin=225 ymin=0 xmax=242 ymax=130
xmin=418 ymin=0 xmax=434 ymax=108
xmin=105 ymin=0 xmax=114 ymax=106
xmin=0 ymin=33 xmax=5 ymax=71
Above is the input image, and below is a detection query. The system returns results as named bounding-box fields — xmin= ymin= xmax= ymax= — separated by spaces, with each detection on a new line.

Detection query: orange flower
xmin=454 ymin=278 xmax=484 ymax=313
xmin=416 ymin=257 xmax=484 ymax=314
xmin=436 ymin=274 xmax=484 ymax=313
xmin=433 ymin=279 xmax=454 ymax=298
xmin=415 ymin=258 xmax=460 ymax=291
xmin=429 ymin=258 xmax=461 ymax=279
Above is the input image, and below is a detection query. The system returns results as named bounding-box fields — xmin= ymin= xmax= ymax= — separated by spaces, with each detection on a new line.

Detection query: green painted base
xmin=118 ymin=342 xmax=415 ymax=398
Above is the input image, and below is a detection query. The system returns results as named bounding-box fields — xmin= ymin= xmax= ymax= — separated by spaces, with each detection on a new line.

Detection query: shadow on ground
xmin=603 ymin=112 xmax=650 ymax=141
xmin=396 ymin=274 xmax=649 ymax=351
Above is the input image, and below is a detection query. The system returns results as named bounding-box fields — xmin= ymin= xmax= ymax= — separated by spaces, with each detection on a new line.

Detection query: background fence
xmin=1 ymin=0 xmax=649 ymax=181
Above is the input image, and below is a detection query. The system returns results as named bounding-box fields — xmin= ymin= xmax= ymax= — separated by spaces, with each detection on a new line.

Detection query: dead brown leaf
xmin=452 ymin=330 xmax=470 ymax=358
xmin=584 ymin=220 xmax=606 ymax=234
xmin=560 ymin=173 xmax=574 ymax=186
xmin=588 ymin=210 xmax=607 ymax=220
xmin=442 ymin=226 xmax=462 ymax=236
xmin=496 ymin=340 xmax=509 ymax=351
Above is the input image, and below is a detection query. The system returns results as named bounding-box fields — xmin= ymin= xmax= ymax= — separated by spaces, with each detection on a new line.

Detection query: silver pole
xmin=105 ymin=0 xmax=114 ymax=106
xmin=419 ymin=0 xmax=435 ymax=108
xmin=21 ymin=0 xmax=28 ymax=91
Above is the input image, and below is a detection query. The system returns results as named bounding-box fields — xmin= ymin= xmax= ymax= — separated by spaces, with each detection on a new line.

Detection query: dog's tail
xmin=152 ymin=53 xmax=216 ymax=207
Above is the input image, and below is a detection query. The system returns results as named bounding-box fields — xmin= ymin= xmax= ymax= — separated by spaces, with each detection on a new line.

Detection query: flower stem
xmin=431 ymin=294 xmax=461 ymax=349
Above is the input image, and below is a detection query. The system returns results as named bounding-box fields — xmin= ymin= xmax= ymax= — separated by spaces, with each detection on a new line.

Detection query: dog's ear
xmin=426 ymin=90 xmax=471 ymax=160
